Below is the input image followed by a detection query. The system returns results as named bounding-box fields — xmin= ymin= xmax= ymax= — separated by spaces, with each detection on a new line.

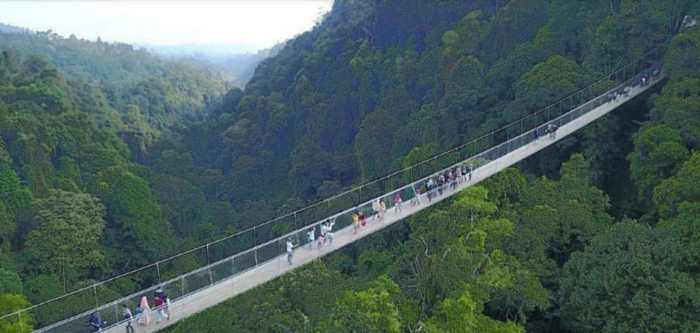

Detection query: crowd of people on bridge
xmin=420 ymin=163 xmax=473 ymax=203
xmin=284 ymin=160 xmax=481 ymax=266
xmin=89 ymin=287 xmax=170 ymax=332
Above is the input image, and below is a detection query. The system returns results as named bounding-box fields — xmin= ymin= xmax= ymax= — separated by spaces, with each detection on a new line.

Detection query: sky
xmin=0 ymin=1 xmax=334 ymax=53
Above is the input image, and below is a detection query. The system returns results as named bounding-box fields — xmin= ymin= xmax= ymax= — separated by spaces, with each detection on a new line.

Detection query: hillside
xmin=0 ymin=28 xmax=228 ymax=158
xmin=0 ymin=27 xmax=235 ymax=331
xmin=165 ymin=0 xmax=693 ymax=221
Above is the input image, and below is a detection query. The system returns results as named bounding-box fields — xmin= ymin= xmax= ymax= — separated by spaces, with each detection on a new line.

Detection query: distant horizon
xmin=0 ymin=1 xmax=333 ymax=53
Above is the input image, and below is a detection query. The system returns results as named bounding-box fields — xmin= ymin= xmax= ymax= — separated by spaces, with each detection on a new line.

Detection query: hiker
xmin=137 ymin=296 xmax=151 ymax=326
xmin=136 ymin=296 xmax=151 ymax=326
xmin=134 ymin=303 xmax=144 ymax=326
xmin=286 ymin=238 xmax=294 ymax=265
xmin=372 ymin=199 xmax=381 ymax=221
xmin=154 ymin=287 xmax=170 ymax=321
xmin=437 ymin=174 xmax=445 ymax=195
xmin=410 ymin=187 xmax=420 ymax=207
xmin=426 ymin=178 xmax=435 ymax=201
xmin=306 ymin=228 xmax=315 ymax=250
xmin=468 ymin=163 xmax=473 ymax=182
xmin=548 ymin=123 xmax=558 ymax=139
xmin=325 ymin=219 xmax=335 ymax=245
xmin=153 ymin=295 xmax=165 ymax=323
xmin=450 ymin=168 xmax=458 ymax=190
xmin=88 ymin=312 xmax=103 ymax=333
xmin=394 ymin=192 xmax=403 ymax=213
xmin=359 ymin=211 xmax=367 ymax=227
xmin=122 ymin=304 xmax=134 ymax=333
xmin=352 ymin=211 xmax=360 ymax=234
xmin=379 ymin=199 xmax=387 ymax=219
xmin=316 ymin=224 xmax=325 ymax=250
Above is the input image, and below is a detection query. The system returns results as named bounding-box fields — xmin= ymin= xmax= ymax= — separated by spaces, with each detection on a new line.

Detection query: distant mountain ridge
xmin=0 ymin=22 xmax=29 ymax=34
xmin=144 ymin=42 xmax=286 ymax=88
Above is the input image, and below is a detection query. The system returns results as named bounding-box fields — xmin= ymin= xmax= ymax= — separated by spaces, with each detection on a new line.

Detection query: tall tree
xmin=24 ymin=190 xmax=105 ymax=290
xmin=560 ymin=222 xmax=700 ymax=333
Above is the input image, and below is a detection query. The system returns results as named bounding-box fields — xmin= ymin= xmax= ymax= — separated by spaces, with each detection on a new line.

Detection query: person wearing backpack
xmin=87 ymin=312 xmax=104 ymax=333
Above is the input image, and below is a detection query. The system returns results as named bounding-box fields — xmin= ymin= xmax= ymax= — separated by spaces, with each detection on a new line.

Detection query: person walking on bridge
xmin=372 ymin=199 xmax=381 ymax=221
xmin=137 ymin=296 xmax=151 ymax=327
xmin=352 ymin=211 xmax=360 ymax=234
xmin=393 ymin=192 xmax=403 ymax=213
xmin=316 ymin=224 xmax=325 ymax=250
xmin=548 ymin=123 xmax=558 ymax=139
xmin=306 ymin=228 xmax=315 ymax=250
xmin=286 ymin=238 xmax=295 ymax=265
xmin=154 ymin=287 xmax=170 ymax=322
xmin=122 ymin=304 xmax=134 ymax=333
xmin=426 ymin=178 xmax=435 ymax=202
xmin=324 ymin=218 xmax=335 ymax=245
xmin=87 ymin=311 xmax=104 ymax=333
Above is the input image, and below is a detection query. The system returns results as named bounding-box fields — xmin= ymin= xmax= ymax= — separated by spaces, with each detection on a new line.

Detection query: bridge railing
xmin=3 ymin=46 xmax=664 ymax=332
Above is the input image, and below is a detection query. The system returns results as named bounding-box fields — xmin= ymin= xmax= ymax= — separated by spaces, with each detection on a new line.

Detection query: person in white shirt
xmin=306 ymin=228 xmax=315 ymax=250
xmin=324 ymin=219 xmax=335 ymax=245
xmin=286 ymin=239 xmax=294 ymax=265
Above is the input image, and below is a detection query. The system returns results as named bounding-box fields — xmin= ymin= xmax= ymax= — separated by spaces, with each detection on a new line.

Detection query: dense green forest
xmin=0 ymin=27 xmax=232 ymax=331
xmin=2 ymin=0 xmax=700 ymax=332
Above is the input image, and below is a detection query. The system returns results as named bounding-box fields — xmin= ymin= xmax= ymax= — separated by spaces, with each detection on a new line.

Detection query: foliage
xmin=653 ymin=152 xmax=700 ymax=218
xmin=0 ymin=293 xmax=32 ymax=332
xmin=326 ymin=275 xmax=402 ymax=333
xmin=24 ymin=190 xmax=105 ymax=280
xmin=628 ymin=123 xmax=688 ymax=209
xmin=560 ymin=222 xmax=700 ymax=333
xmin=425 ymin=289 xmax=524 ymax=333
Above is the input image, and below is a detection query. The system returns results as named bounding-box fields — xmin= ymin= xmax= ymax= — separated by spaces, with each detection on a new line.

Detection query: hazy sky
xmin=0 ymin=1 xmax=333 ymax=52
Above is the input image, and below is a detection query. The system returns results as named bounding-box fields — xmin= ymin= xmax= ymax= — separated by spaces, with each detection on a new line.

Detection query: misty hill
xmin=0 ymin=26 xmax=228 ymax=157
xmin=144 ymin=42 xmax=285 ymax=88
xmin=0 ymin=22 xmax=29 ymax=34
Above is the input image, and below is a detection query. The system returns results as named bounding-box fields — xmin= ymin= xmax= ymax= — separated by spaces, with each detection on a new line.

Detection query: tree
xmin=424 ymin=289 xmax=524 ymax=333
xmin=515 ymin=55 xmax=590 ymax=111
xmin=24 ymin=190 xmax=105 ymax=290
xmin=659 ymin=202 xmax=700 ymax=256
xmin=664 ymin=27 xmax=700 ymax=80
xmin=354 ymin=107 xmax=401 ymax=179
xmin=327 ymin=276 xmax=402 ymax=333
xmin=0 ymin=294 xmax=33 ymax=332
xmin=628 ymin=124 xmax=688 ymax=210
xmin=97 ymin=168 xmax=174 ymax=267
xmin=0 ymin=268 xmax=22 ymax=295
xmin=653 ymin=152 xmax=700 ymax=219
xmin=649 ymin=78 xmax=700 ymax=148
xmin=482 ymin=168 xmax=527 ymax=209
xmin=560 ymin=222 xmax=700 ymax=333
xmin=0 ymin=201 xmax=13 ymax=250
xmin=0 ymin=168 xmax=32 ymax=239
